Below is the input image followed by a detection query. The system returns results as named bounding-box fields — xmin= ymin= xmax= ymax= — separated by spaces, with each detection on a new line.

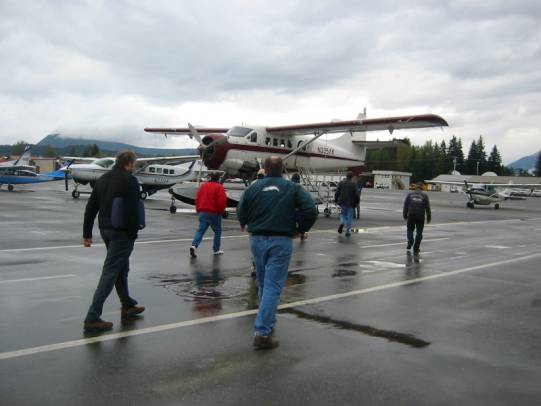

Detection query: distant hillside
xmin=34 ymin=133 xmax=197 ymax=157
xmin=508 ymin=151 xmax=540 ymax=171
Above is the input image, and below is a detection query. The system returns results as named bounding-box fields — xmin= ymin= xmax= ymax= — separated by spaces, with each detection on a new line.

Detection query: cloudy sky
xmin=1 ymin=0 xmax=540 ymax=162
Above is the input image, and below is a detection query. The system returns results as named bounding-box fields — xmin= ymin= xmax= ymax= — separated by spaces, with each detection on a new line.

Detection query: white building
xmin=372 ymin=170 xmax=411 ymax=190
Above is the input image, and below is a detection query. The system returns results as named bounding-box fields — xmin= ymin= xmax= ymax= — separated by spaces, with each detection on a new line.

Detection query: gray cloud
xmin=0 ymin=0 xmax=540 ymax=162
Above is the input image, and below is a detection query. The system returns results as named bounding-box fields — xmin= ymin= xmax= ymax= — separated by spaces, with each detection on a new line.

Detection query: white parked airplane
xmin=64 ymin=155 xmax=199 ymax=199
xmin=426 ymin=180 xmax=541 ymax=209
xmin=145 ymin=112 xmax=449 ymax=181
xmin=145 ymin=112 xmax=448 ymax=212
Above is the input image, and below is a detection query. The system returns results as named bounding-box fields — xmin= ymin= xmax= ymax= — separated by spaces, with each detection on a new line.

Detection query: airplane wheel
xmin=8 ymin=184 xmax=14 ymax=192
xmin=222 ymin=211 xmax=229 ymax=219
xmin=169 ymin=205 xmax=177 ymax=214
xmin=324 ymin=208 xmax=331 ymax=218
xmin=494 ymin=204 xmax=500 ymax=210
xmin=467 ymin=202 xmax=474 ymax=209
xmin=140 ymin=191 xmax=148 ymax=200
xmin=72 ymin=190 xmax=80 ymax=199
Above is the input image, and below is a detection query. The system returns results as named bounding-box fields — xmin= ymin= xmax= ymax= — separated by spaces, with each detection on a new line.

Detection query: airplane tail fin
xmin=13 ymin=146 xmax=32 ymax=166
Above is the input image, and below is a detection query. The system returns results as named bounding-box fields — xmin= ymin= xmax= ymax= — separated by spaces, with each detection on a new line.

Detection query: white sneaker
xmin=190 ymin=246 xmax=197 ymax=258
xmin=213 ymin=250 xmax=224 ymax=255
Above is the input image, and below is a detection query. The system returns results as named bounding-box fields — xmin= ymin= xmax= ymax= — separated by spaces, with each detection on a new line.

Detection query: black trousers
xmin=407 ymin=216 xmax=425 ymax=251
xmin=85 ymin=229 xmax=137 ymax=322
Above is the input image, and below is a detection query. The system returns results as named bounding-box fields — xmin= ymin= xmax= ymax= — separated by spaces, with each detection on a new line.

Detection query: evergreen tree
xmin=487 ymin=145 xmax=503 ymax=175
xmin=83 ymin=144 xmax=101 ymax=157
xmin=465 ymin=139 xmax=478 ymax=175
xmin=456 ymin=138 xmax=465 ymax=172
xmin=11 ymin=141 xmax=28 ymax=156
xmin=477 ymin=136 xmax=488 ymax=174
xmin=44 ymin=145 xmax=56 ymax=158
xmin=535 ymin=151 xmax=541 ymax=177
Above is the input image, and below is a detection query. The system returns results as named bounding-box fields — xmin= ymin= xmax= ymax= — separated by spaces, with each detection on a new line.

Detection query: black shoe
xmin=407 ymin=244 xmax=412 ymax=250
xmin=84 ymin=319 xmax=113 ymax=332
xmin=338 ymin=224 xmax=344 ymax=234
xmin=253 ymin=335 xmax=279 ymax=350
xmin=190 ymin=246 xmax=197 ymax=258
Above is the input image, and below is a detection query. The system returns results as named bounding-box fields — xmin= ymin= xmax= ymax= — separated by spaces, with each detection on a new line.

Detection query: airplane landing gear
xmin=467 ymin=201 xmax=474 ymax=209
xmin=140 ymin=191 xmax=148 ymax=200
xmin=72 ymin=190 xmax=80 ymax=199
xmin=494 ymin=203 xmax=500 ymax=210
xmin=8 ymin=184 xmax=14 ymax=192
xmin=169 ymin=195 xmax=177 ymax=213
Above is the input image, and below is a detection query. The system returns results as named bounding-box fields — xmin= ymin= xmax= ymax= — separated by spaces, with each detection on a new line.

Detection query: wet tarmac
xmin=1 ymin=182 xmax=541 ymax=405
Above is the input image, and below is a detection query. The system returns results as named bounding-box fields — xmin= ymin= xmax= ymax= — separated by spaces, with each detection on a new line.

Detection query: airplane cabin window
xmin=157 ymin=168 xmax=162 ymax=174
xmin=227 ymin=127 xmax=253 ymax=138
xmin=273 ymin=138 xmax=278 ymax=147
xmin=163 ymin=169 xmax=169 ymax=174
xmin=149 ymin=167 xmax=155 ymax=173
xmin=94 ymin=158 xmax=115 ymax=168
xmin=250 ymin=132 xmax=257 ymax=143
xmin=265 ymin=137 xmax=271 ymax=145
xmin=170 ymin=169 xmax=174 ymax=175
xmin=288 ymin=140 xmax=292 ymax=148
xmin=280 ymin=139 xmax=285 ymax=147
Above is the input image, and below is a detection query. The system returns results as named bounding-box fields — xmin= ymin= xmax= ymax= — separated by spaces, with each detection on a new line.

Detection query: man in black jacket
xmin=403 ymin=182 xmax=431 ymax=254
xmin=82 ymin=151 xmax=145 ymax=332
xmin=334 ymin=172 xmax=360 ymax=237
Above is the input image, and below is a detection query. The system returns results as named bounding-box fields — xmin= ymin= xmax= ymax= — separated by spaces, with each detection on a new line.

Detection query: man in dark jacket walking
xmin=335 ymin=172 xmax=360 ymax=236
xmin=237 ymin=157 xmax=317 ymax=349
xmin=83 ymin=151 xmax=145 ymax=332
xmin=403 ymin=182 xmax=431 ymax=254
xmin=190 ymin=172 xmax=227 ymax=257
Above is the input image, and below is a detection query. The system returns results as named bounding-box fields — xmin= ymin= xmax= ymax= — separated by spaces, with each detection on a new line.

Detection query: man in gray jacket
xmin=403 ymin=182 xmax=431 ymax=254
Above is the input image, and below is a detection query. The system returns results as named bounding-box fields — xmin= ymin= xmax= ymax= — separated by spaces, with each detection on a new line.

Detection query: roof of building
xmin=371 ymin=170 xmax=412 ymax=176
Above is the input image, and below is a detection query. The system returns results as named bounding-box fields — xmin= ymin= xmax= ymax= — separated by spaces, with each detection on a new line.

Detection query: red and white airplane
xmin=145 ymin=111 xmax=448 ymax=180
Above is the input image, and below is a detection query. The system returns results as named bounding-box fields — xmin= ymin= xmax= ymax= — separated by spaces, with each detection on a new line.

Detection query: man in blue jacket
xmin=237 ymin=157 xmax=317 ymax=349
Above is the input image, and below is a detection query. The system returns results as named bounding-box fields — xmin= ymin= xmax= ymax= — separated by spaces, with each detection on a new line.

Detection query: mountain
xmin=35 ymin=133 xmax=197 ymax=157
xmin=508 ymin=151 xmax=540 ymax=171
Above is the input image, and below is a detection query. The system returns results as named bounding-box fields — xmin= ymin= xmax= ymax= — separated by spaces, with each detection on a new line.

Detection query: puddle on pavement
xmin=332 ymin=269 xmax=358 ymax=278
xmin=283 ymin=308 xmax=431 ymax=348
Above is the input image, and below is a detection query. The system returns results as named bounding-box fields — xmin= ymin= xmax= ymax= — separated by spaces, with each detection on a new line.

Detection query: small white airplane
xmin=427 ymin=180 xmax=541 ymax=209
xmin=64 ymin=155 xmax=199 ymax=199
xmin=146 ymin=111 xmax=448 ymax=212
xmin=145 ymin=112 xmax=449 ymax=181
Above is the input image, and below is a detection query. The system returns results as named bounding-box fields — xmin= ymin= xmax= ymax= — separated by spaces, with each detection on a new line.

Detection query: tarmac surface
xmin=1 ymin=182 xmax=541 ymax=405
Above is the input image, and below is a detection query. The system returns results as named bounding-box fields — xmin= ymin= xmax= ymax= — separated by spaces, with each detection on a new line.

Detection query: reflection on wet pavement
xmin=282 ymin=308 xmax=431 ymax=348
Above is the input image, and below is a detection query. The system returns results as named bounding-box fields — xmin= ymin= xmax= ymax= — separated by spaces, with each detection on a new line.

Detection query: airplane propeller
xmin=188 ymin=123 xmax=205 ymax=149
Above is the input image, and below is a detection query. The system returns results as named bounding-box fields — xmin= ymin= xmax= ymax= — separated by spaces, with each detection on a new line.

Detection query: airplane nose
xmin=198 ymin=134 xmax=228 ymax=169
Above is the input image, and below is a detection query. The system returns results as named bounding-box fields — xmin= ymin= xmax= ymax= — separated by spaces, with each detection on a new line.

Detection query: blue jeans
xmin=340 ymin=205 xmax=354 ymax=232
xmin=85 ymin=229 xmax=137 ymax=323
xmin=192 ymin=212 xmax=222 ymax=252
xmin=250 ymin=235 xmax=293 ymax=336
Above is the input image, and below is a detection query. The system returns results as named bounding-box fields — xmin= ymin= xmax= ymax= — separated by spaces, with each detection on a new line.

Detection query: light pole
xmin=476 ymin=160 xmax=480 ymax=176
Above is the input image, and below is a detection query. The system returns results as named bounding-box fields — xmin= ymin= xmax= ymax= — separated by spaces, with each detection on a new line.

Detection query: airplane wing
xmin=144 ymin=127 xmax=229 ymax=134
xmin=352 ymin=140 xmax=408 ymax=149
xmin=426 ymin=180 xmax=541 ymax=188
xmin=136 ymin=155 xmax=200 ymax=166
xmin=266 ymin=114 xmax=448 ymax=136
xmin=61 ymin=156 xmax=96 ymax=163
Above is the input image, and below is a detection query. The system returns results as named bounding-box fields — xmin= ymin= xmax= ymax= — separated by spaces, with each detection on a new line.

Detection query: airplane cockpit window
xmin=250 ymin=132 xmax=257 ymax=143
xmin=149 ymin=167 xmax=155 ymax=173
xmin=227 ymin=127 xmax=253 ymax=138
xmin=94 ymin=158 xmax=115 ymax=168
